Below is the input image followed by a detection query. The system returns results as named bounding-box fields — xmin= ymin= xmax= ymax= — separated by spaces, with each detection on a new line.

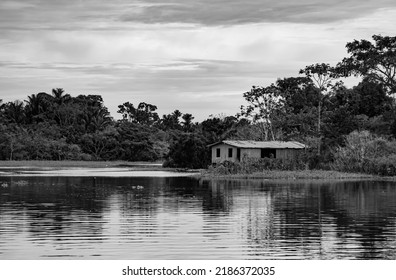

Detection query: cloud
xmin=0 ymin=58 xmax=280 ymax=119
xmin=2 ymin=0 xmax=396 ymax=120
xmin=120 ymin=0 xmax=396 ymax=25
xmin=1 ymin=0 xmax=396 ymax=32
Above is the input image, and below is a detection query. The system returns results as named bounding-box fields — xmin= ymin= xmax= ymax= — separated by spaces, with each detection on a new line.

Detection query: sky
xmin=1 ymin=0 xmax=396 ymax=121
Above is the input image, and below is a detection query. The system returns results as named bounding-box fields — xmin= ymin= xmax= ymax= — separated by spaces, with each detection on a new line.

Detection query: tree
xmin=164 ymin=133 xmax=210 ymax=169
xmin=200 ymin=115 xmax=239 ymax=143
xmin=276 ymin=77 xmax=316 ymax=113
xmin=80 ymin=128 xmax=118 ymax=160
xmin=160 ymin=110 xmax=183 ymax=130
xmin=24 ymin=92 xmax=52 ymax=123
xmin=0 ymin=125 xmax=29 ymax=160
xmin=51 ymin=88 xmax=71 ymax=105
xmin=3 ymin=100 xmax=25 ymax=124
xmin=53 ymin=102 xmax=82 ymax=127
xmin=76 ymin=95 xmax=113 ymax=132
xmin=181 ymin=113 xmax=194 ymax=131
xmin=117 ymin=102 xmax=159 ymax=126
xmin=351 ymin=78 xmax=393 ymax=118
xmin=299 ymin=63 xmax=338 ymax=155
xmin=115 ymin=121 xmax=159 ymax=161
xmin=273 ymin=77 xmax=318 ymax=140
xmin=239 ymin=84 xmax=285 ymax=140
xmin=339 ymin=34 xmax=396 ymax=94
xmin=0 ymin=99 xmax=4 ymax=123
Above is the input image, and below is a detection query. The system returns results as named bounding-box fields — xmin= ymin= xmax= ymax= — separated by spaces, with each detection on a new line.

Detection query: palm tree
xmin=82 ymin=106 xmax=113 ymax=132
xmin=182 ymin=113 xmax=194 ymax=131
xmin=91 ymin=108 xmax=113 ymax=131
xmin=25 ymin=92 xmax=55 ymax=123
xmin=4 ymin=100 xmax=25 ymax=124
xmin=51 ymin=88 xmax=71 ymax=105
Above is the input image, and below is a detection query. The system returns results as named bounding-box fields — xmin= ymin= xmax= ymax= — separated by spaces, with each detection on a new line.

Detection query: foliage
xmin=1 ymin=34 xmax=396 ymax=174
xmin=239 ymin=84 xmax=285 ymax=140
xmin=117 ymin=102 xmax=159 ymax=126
xmin=163 ymin=133 xmax=210 ymax=169
xmin=200 ymin=115 xmax=241 ymax=143
xmin=339 ymin=34 xmax=396 ymax=94
xmin=332 ymin=131 xmax=396 ymax=175
xmin=208 ymin=156 xmax=307 ymax=175
xmin=114 ymin=121 xmax=159 ymax=161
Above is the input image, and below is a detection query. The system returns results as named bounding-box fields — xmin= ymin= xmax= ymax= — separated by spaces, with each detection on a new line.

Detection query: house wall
xmin=212 ymin=146 xmax=303 ymax=163
xmin=276 ymin=149 xmax=301 ymax=160
xmin=240 ymin=148 xmax=261 ymax=159
xmin=241 ymin=148 xmax=301 ymax=160
xmin=211 ymin=144 xmax=238 ymax=163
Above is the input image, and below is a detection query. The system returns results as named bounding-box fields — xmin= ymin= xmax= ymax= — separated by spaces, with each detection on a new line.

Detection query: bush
xmin=164 ymin=133 xmax=211 ymax=169
xmin=332 ymin=130 xmax=396 ymax=175
xmin=367 ymin=155 xmax=396 ymax=176
xmin=208 ymin=156 xmax=307 ymax=175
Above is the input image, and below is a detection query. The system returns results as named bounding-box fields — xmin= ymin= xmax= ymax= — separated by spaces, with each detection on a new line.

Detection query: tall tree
xmin=339 ymin=34 xmax=396 ymax=94
xmin=274 ymin=77 xmax=318 ymax=140
xmin=299 ymin=63 xmax=338 ymax=155
xmin=239 ymin=84 xmax=285 ymax=140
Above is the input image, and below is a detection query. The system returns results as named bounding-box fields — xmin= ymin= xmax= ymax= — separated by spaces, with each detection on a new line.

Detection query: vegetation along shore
xmin=200 ymin=169 xmax=375 ymax=180
xmin=0 ymin=160 xmax=380 ymax=180
xmin=1 ymin=34 xmax=396 ymax=177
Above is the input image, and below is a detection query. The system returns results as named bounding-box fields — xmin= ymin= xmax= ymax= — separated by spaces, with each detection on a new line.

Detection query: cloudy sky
xmin=1 ymin=0 xmax=396 ymax=120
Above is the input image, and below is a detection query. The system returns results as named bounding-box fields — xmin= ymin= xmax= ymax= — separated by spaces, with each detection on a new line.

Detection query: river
xmin=0 ymin=172 xmax=395 ymax=259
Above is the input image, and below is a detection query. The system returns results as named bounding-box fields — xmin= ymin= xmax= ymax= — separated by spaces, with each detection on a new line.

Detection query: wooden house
xmin=208 ymin=140 xmax=305 ymax=164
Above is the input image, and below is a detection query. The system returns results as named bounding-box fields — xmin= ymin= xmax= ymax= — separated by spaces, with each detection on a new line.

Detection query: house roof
xmin=208 ymin=140 xmax=306 ymax=149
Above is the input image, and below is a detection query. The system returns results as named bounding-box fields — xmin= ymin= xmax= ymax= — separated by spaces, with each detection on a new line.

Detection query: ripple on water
xmin=0 ymin=177 xmax=396 ymax=259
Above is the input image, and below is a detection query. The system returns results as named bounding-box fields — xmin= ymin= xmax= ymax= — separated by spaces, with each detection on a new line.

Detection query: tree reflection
xmin=202 ymin=178 xmax=396 ymax=259
xmin=1 ymin=176 xmax=396 ymax=259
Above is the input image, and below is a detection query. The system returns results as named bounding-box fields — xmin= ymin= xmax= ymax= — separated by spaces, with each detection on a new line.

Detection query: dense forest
xmin=1 ymin=34 xmax=396 ymax=175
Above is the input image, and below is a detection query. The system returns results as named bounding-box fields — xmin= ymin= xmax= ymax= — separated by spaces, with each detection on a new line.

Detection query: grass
xmin=0 ymin=161 xmax=385 ymax=179
xmin=200 ymin=169 xmax=376 ymax=179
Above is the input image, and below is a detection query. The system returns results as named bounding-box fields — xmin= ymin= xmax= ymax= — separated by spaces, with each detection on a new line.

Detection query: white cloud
xmin=1 ymin=1 xmax=396 ymax=120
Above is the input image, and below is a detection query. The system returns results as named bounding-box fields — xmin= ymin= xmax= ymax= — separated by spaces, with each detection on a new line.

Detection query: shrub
xmin=332 ymin=130 xmax=396 ymax=175
xmin=208 ymin=156 xmax=307 ymax=175
xmin=164 ymin=133 xmax=211 ymax=169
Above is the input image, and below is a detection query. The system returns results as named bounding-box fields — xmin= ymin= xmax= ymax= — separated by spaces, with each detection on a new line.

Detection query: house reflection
xmin=1 ymin=176 xmax=396 ymax=259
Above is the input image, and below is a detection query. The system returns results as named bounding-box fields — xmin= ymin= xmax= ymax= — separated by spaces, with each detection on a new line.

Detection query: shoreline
xmin=0 ymin=161 xmax=393 ymax=180
xmin=199 ymin=169 xmax=386 ymax=180
xmin=0 ymin=160 xmax=163 ymax=169
xmin=0 ymin=160 xmax=200 ymax=177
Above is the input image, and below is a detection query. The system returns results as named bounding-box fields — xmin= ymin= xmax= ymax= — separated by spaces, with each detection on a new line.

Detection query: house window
xmin=261 ymin=148 xmax=276 ymax=158
xmin=216 ymin=148 xmax=221 ymax=157
xmin=228 ymin=148 xmax=233 ymax=158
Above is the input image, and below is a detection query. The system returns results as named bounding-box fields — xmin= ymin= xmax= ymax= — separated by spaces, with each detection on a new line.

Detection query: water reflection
xmin=0 ymin=176 xmax=395 ymax=259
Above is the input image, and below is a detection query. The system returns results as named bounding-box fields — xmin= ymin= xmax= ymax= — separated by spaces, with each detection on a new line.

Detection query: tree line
xmin=1 ymin=34 xmax=396 ymax=174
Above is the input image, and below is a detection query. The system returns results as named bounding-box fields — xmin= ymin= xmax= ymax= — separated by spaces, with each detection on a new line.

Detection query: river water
xmin=0 ymin=173 xmax=395 ymax=259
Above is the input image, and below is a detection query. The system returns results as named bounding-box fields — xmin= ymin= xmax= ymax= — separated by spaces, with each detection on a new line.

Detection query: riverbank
xmin=0 ymin=160 xmax=201 ymax=177
xmin=0 ymin=160 xmax=164 ymax=169
xmin=199 ymin=169 xmax=377 ymax=180
xmin=0 ymin=161 xmax=390 ymax=180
